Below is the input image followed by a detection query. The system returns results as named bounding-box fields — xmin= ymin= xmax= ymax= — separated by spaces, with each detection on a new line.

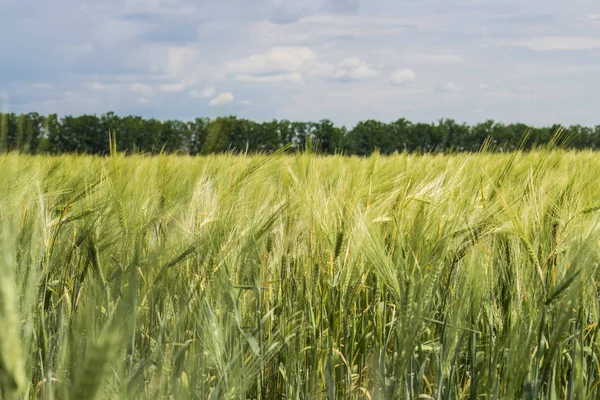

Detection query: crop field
xmin=1 ymin=149 xmax=600 ymax=399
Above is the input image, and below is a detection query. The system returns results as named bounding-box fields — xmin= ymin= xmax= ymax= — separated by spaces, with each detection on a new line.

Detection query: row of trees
xmin=2 ymin=112 xmax=600 ymax=156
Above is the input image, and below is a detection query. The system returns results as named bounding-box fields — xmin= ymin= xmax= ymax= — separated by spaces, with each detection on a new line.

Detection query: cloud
xmin=226 ymin=47 xmax=378 ymax=83
xmin=435 ymin=82 xmax=464 ymax=93
xmin=166 ymin=46 xmax=209 ymax=85
xmin=497 ymin=36 xmax=600 ymax=51
xmin=236 ymin=72 xmax=303 ymax=83
xmin=405 ymin=52 xmax=464 ymax=64
xmin=308 ymin=57 xmax=379 ymax=82
xmin=190 ymin=86 xmax=217 ymax=98
xmin=208 ymin=92 xmax=234 ymax=106
xmin=167 ymin=46 xmax=197 ymax=76
xmin=390 ymin=68 xmax=416 ymax=85
xmin=330 ymin=57 xmax=378 ymax=81
xmin=476 ymin=81 xmax=532 ymax=98
xmin=159 ymin=82 xmax=186 ymax=92
xmin=4 ymin=0 xmax=600 ymax=127
xmin=130 ymin=83 xmax=154 ymax=96
xmin=202 ymin=86 xmax=217 ymax=97
xmin=240 ymin=100 xmax=252 ymax=105
xmin=226 ymin=47 xmax=316 ymax=75
xmin=482 ymin=91 xmax=519 ymax=99
xmin=89 ymin=83 xmax=106 ymax=90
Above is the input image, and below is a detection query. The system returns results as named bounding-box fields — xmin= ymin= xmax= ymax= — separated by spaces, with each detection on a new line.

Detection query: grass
xmin=0 ymin=148 xmax=599 ymax=399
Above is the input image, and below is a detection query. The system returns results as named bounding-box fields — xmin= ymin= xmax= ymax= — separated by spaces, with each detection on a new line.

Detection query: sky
xmin=1 ymin=0 xmax=600 ymax=127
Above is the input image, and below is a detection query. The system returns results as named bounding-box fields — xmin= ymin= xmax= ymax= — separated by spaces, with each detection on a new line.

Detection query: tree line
xmin=1 ymin=112 xmax=599 ymax=156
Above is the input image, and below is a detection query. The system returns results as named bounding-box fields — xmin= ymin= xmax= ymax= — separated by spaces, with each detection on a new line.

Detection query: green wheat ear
xmin=1 ymin=149 xmax=600 ymax=399
xmin=0 ymin=224 xmax=26 ymax=399
xmin=70 ymin=334 xmax=118 ymax=400
xmin=108 ymin=130 xmax=117 ymax=157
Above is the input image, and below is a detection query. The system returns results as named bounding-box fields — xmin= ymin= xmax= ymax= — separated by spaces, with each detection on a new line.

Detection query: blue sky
xmin=1 ymin=0 xmax=600 ymax=127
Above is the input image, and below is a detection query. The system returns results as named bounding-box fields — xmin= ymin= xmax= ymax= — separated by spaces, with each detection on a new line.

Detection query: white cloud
xmin=497 ymin=36 xmax=600 ymax=51
xmin=390 ymin=68 xmax=416 ymax=85
xmin=227 ymin=48 xmax=377 ymax=83
xmin=240 ymin=100 xmax=252 ymax=105
xmin=478 ymin=82 xmax=531 ymax=98
xmin=167 ymin=46 xmax=199 ymax=77
xmin=190 ymin=86 xmax=217 ymax=98
xmin=165 ymin=46 xmax=216 ymax=85
xmin=209 ymin=92 xmax=234 ymax=106
xmin=159 ymin=82 xmax=186 ymax=92
xmin=89 ymin=83 xmax=106 ymax=90
xmin=507 ymin=85 xmax=532 ymax=93
xmin=130 ymin=83 xmax=154 ymax=96
xmin=236 ymin=72 xmax=303 ymax=83
xmin=330 ymin=57 xmax=378 ymax=81
xmin=201 ymin=86 xmax=216 ymax=97
xmin=226 ymin=46 xmax=316 ymax=75
xmin=310 ymin=57 xmax=379 ymax=81
xmin=482 ymin=91 xmax=520 ymax=99
xmin=405 ymin=52 xmax=464 ymax=64
xmin=7 ymin=0 xmax=600 ymax=128
xmin=435 ymin=82 xmax=464 ymax=93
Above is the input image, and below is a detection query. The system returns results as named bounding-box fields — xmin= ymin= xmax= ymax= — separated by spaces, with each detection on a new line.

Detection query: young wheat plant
xmin=0 ymin=148 xmax=599 ymax=399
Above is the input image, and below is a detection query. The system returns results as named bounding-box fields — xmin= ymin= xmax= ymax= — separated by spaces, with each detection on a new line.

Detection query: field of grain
xmin=1 ymin=149 xmax=599 ymax=399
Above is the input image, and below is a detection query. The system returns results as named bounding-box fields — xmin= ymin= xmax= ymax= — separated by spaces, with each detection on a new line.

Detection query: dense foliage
xmin=2 ymin=112 xmax=600 ymax=155
xmin=1 ymin=149 xmax=600 ymax=399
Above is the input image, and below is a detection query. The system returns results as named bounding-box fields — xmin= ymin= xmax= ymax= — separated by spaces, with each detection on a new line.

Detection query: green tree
xmin=347 ymin=120 xmax=388 ymax=155
xmin=388 ymin=118 xmax=411 ymax=153
xmin=290 ymin=121 xmax=309 ymax=151
xmin=188 ymin=118 xmax=210 ymax=155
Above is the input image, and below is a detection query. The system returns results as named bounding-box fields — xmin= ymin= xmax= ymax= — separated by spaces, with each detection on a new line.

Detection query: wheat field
xmin=1 ymin=149 xmax=599 ymax=399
